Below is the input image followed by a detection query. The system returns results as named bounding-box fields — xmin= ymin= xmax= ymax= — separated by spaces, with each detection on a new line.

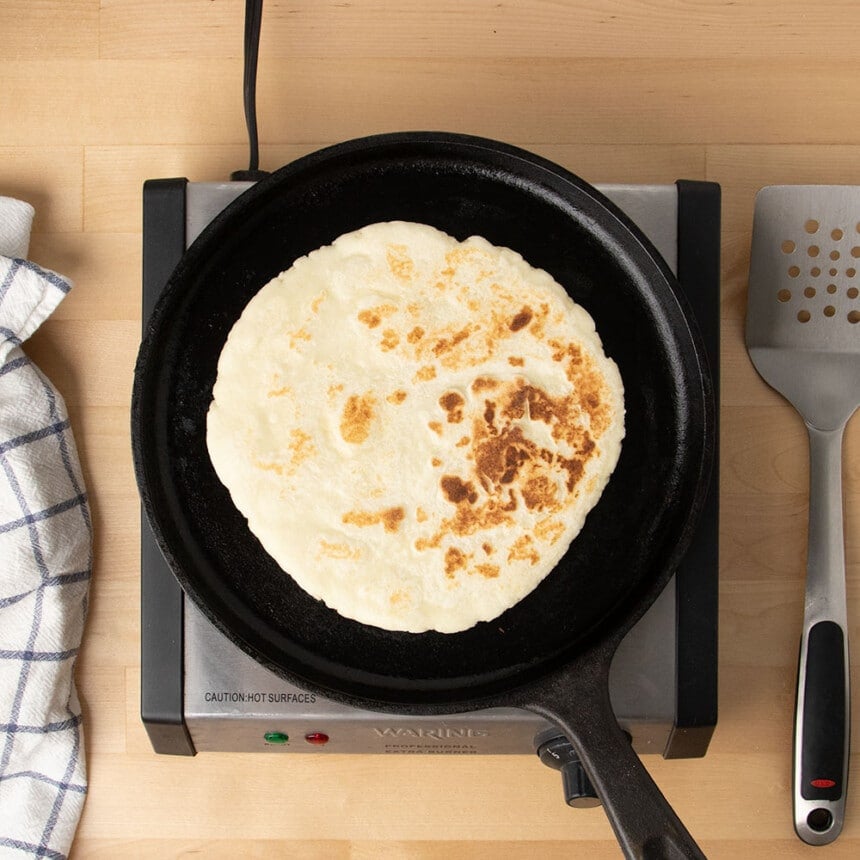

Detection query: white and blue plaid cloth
xmin=0 ymin=198 xmax=91 ymax=859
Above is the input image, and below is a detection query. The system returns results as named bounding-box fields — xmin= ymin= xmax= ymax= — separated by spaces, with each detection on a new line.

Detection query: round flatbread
xmin=207 ymin=221 xmax=624 ymax=633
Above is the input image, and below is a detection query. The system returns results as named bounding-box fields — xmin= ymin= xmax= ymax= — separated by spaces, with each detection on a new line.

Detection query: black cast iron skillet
xmin=132 ymin=132 xmax=715 ymax=859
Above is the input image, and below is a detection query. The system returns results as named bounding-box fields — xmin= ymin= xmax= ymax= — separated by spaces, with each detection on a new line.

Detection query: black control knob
xmin=536 ymin=733 xmax=601 ymax=809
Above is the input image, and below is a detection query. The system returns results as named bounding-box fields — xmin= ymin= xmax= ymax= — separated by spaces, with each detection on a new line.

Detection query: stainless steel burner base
xmin=140 ymin=178 xmax=720 ymax=759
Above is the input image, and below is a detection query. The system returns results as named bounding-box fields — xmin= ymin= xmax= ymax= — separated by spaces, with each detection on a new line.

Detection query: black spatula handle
xmin=794 ymin=424 xmax=851 ymax=845
xmin=794 ymin=619 xmax=850 ymax=843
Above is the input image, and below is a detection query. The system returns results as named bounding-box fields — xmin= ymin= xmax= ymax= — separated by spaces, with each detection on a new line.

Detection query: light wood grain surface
xmin=4 ymin=1 xmax=860 ymax=857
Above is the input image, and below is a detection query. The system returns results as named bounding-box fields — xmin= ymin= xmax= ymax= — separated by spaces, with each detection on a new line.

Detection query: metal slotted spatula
xmin=746 ymin=185 xmax=858 ymax=845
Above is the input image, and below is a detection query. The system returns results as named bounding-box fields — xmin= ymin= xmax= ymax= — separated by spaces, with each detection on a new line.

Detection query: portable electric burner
xmin=140 ymin=176 xmax=720 ymax=806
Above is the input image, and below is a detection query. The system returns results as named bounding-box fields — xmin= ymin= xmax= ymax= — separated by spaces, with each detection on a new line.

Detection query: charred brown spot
xmin=440 ymin=391 xmax=465 ymax=423
xmin=474 ymin=423 xmax=535 ymax=488
xmin=473 ymin=563 xmax=500 ymax=579
xmin=382 ymin=507 xmax=405 ymax=532
xmin=407 ymin=326 xmax=425 ymax=343
xmin=483 ymin=400 xmax=496 ymax=431
xmin=441 ymin=475 xmax=479 ymax=505
xmin=510 ymin=306 xmax=533 ymax=331
xmin=558 ymin=454 xmax=586 ymax=491
xmin=440 ymin=391 xmax=464 ymax=411
xmin=387 ymin=389 xmax=408 ymax=405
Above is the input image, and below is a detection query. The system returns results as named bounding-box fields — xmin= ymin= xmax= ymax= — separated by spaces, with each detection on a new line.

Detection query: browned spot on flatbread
xmin=547 ymin=340 xmax=612 ymax=436
xmin=420 ymin=374 xmax=603 ymax=564
xmin=380 ymin=328 xmax=400 ymax=351
xmin=499 ymin=379 xmax=599 ymax=454
xmin=288 ymin=428 xmax=316 ymax=469
xmin=416 ymin=507 xmax=428 ymax=523
xmin=416 ymin=489 xmax=517 ymax=553
xmin=428 ymin=421 xmax=443 ymax=435
xmin=441 ymin=475 xmax=479 ymax=505
xmin=340 ymin=393 xmax=376 ymax=444
xmin=439 ymin=391 xmax=465 ymax=423
xmin=386 ymin=389 xmax=408 ymax=405
xmin=558 ymin=452 xmax=587 ymax=492
xmin=510 ymin=306 xmax=533 ymax=331
xmin=267 ymin=386 xmax=290 ymax=398
xmin=407 ymin=326 xmax=424 ymax=343
xmin=508 ymin=534 xmax=540 ymax=565
xmin=444 ymin=546 xmax=469 ymax=579
xmin=387 ymin=244 xmax=415 ymax=281
xmin=382 ymin=507 xmax=405 ymax=532
xmin=414 ymin=365 xmax=436 ymax=382
xmin=482 ymin=542 xmax=494 ymax=555
xmin=311 ymin=293 xmax=326 ymax=314
xmin=473 ymin=563 xmax=500 ymax=579
xmin=508 ymin=356 xmax=524 ymax=367
xmin=318 ymin=540 xmax=360 ymax=560
xmin=433 ymin=325 xmax=473 ymax=358
xmin=463 ymin=377 xmax=600 ymax=524
xmin=472 ymin=376 xmax=498 ymax=392
xmin=521 ymin=474 xmax=558 ymax=511
xmin=358 ymin=309 xmax=382 ymax=328
xmin=483 ymin=400 xmax=497 ymax=433
xmin=289 ymin=327 xmax=311 ymax=347
xmin=254 ymin=460 xmax=284 ymax=476
xmin=359 ymin=303 xmax=397 ymax=330
xmin=534 ymin=517 xmax=565 ymax=544
xmin=342 ymin=506 xmax=405 ymax=533
xmin=473 ymin=422 xmax=535 ymax=487
xmin=253 ymin=429 xmax=316 ymax=477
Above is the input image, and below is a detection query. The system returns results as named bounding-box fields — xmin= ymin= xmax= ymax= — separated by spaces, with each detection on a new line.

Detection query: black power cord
xmin=231 ymin=0 xmax=270 ymax=181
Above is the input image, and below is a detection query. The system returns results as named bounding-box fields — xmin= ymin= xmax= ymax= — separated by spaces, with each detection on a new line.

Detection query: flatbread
xmin=207 ymin=221 xmax=625 ymax=633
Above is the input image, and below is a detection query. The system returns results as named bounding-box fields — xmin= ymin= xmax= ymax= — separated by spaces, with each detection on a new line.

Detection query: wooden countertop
xmin=3 ymin=1 xmax=860 ymax=857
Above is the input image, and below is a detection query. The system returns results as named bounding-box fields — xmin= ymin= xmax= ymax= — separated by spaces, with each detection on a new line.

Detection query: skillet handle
xmin=522 ymin=660 xmax=706 ymax=860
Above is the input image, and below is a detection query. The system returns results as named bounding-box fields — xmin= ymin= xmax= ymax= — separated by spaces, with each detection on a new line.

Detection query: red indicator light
xmin=811 ymin=779 xmax=836 ymax=789
xmin=305 ymin=731 xmax=329 ymax=746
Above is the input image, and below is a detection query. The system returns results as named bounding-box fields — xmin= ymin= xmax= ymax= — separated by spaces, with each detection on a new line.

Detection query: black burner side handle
xmin=140 ymin=178 xmax=196 ymax=756
xmin=664 ymin=180 xmax=721 ymax=759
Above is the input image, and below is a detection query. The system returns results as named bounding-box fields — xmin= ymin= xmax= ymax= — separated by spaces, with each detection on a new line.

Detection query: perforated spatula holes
xmin=776 ymin=216 xmax=860 ymax=324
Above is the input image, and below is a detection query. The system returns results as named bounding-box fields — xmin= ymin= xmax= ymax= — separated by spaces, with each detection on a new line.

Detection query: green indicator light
xmin=263 ymin=731 xmax=289 ymax=745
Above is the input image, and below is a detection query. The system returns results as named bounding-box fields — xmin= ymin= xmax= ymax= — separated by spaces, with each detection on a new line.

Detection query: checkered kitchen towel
xmin=0 ymin=197 xmax=92 ymax=859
